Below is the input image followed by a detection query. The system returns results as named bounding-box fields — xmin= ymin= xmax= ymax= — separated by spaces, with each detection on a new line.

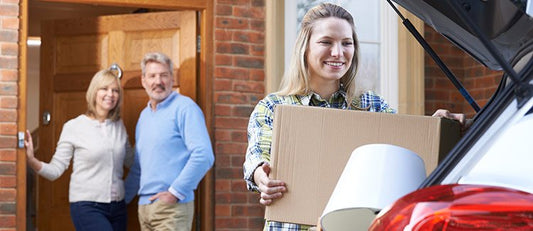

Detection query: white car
xmin=370 ymin=0 xmax=533 ymax=230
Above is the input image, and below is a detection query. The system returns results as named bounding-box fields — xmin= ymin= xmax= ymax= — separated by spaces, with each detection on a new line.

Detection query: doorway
xmin=26 ymin=0 xmax=214 ymax=230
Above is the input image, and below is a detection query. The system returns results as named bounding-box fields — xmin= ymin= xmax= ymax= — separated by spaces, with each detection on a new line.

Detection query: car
xmin=369 ymin=0 xmax=533 ymax=230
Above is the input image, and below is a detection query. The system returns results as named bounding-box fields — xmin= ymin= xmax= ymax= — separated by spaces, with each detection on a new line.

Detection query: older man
xmin=125 ymin=52 xmax=214 ymax=231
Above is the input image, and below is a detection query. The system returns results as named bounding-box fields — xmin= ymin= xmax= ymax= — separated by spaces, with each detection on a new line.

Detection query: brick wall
xmin=0 ymin=0 xmax=20 ymax=230
xmin=213 ymin=0 xmax=266 ymax=230
xmin=424 ymin=25 xmax=502 ymax=118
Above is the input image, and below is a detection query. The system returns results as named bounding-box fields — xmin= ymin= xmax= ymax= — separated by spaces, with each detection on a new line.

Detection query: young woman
xmin=25 ymin=69 xmax=133 ymax=231
xmin=243 ymin=3 xmax=395 ymax=230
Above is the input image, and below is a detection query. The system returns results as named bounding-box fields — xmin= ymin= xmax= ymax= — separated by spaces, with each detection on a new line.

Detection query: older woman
xmin=25 ymin=69 xmax=133 ymax=231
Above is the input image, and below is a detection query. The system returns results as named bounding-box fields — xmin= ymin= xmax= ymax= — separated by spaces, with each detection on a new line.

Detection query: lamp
xmin=320 ymin=144 xmax=426 ymax=231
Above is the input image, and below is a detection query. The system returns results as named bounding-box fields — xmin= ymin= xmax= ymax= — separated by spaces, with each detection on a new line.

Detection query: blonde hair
xmin=86 ymin=69 xmax=123 ymax=121
xmin=278 ymin=3 xmax=360 ymax=99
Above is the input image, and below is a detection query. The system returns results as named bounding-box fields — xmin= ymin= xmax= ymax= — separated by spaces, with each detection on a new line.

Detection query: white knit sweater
xmin=38 ymin=114 xmax=134 ymax=203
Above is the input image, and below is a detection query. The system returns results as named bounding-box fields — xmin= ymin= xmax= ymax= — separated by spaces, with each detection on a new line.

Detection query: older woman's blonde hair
xmin=86 ymin=69 xmax=123 ymax=121
xmin=278 ymin=3 xmax=360 ymax=99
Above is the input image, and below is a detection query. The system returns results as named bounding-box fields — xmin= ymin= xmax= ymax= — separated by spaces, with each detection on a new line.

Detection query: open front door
xmin=39 ymin=11 xmax=197 ymax=231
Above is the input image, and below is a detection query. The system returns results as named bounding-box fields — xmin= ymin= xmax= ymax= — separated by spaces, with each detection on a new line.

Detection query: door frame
xmin=18 ymin=0 xmax=215 ymax=230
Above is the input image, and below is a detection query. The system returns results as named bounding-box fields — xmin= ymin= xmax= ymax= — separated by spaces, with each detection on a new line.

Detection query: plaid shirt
xmin=243 ymin=90 xmax=395 ymax=231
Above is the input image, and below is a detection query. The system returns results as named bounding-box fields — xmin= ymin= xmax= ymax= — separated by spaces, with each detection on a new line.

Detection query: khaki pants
xmin=138 ymin=200 xmax=194 ymax=231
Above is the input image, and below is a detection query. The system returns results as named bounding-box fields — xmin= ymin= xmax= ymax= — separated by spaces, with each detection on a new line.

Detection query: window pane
xmin=357 ymin=43 xmax=380 ymax=93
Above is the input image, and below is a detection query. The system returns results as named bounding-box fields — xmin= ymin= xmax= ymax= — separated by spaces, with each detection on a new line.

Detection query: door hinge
xmin=197 ymin=35 xmax=201 ymax=53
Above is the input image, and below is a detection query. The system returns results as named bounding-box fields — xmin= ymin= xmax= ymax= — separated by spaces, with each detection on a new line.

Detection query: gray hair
xmin=141 ymin=52 xmax=173 ymax=77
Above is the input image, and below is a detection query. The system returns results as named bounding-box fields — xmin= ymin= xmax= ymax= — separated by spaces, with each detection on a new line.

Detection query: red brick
xmin=232 ymin=105 xmax=254 ymax=117
xmin=216 ymin=41 xmax=249 ymax=55
xmin=215 ymin=54 xmax=233 ymax=66
xmin=232 ymin=204 xmax=263 ymax=216
xmin=0 ymin=83 xmax=18 ymax=95
xmin=215 ymin=204 xmax=231 ymax=216
xmin=0 ymin=123 xmax=16 ymax=135
xmin=216 ymin=17 xmax=249 ymax=30
xmin=215 ymin=179 xmax=231 ymax=192
xmin=0 ymin=96 xmax=17 ymax=108
xmin=0 ymin=215 xmax=15 ymax=227
xmin=214 ymin=29 xmax=232 ymax=41
xmin=214 ymin=117 xmax=249 ymax=129
xmin=0 ymin=56 xmax=18 ymax=69
xmin=217 ymin=0 xmax=250 ymax=5
xmin=215 ymin=167 xmax=244 ymax=179
xmin=249 ymin=69 xmax=264 ymax=81
xmin=0 ymin=42 xmax=17 ymax=56
xmin=215 ymin=217 xmax=249 ymax=229
xmin=0 ymin=5 xmax=18 ymax=17
xmin=215 ymin=130 xmax=231 ymax=141
xmin=231 ymin=180 xmax=247 ymax=192
xmin=214 ymin=79 xmax=233 ymax=91
xmin=234 ymin=80 xmax=263 ymax=93
xmin=249 ymin=216 xmax=266 ymax=229
xmin=216 ymin=4 xmax=232 ymax=16
xmin=0 ymin=70 xmax=17 ymax=82
xmin=250 ymin=19 xmax=265 ymax=31
xmin=0 ymin=149 xmax=15 ymax=161
xmin=215 ymin=142 xmax=246 ymax=155
xmin=0 ymin=202 xmax=16 ymax=214
xmin=214 ymin=67 xmax=249 ymax=80
xmin=215 ymin=92 xmax=250 ymax=104
xmin=3 ymin=0 xmax=21 ymax=4
xmin=0 ymin=110 xmax=16 ymax=122
xmin=234 ymin=6 xmax=253 ymax=18
xmin=250 ymin=7 xmax=265 ymax=18
xmin=0 ymin=176 xmax=15 ymax=188
xmin=251 ymin=0 xmax=264 ymax=7
xmin=230 ymin=155 xmax=244 ymax=167
xmin=0 ymin=189 xmax=15 ymax=202
xmin=473 ymin=76 xmax=497 ymax=88
xmin=235 ymin=56 xmax=263 ymax=69
xmin=0 ymin=136 xmax=16 ymax=148
xmin=1 ymin=18 xmax=19 ymax=30
xmin=214 ymin=105 xmax=232 ymax=116
xmin=233 ymin=31 xmax=264 ymax=44
xmin=230 ymin=130 xmax=247 ymax=142
xmin=250 ymin=44 xmax=264 ymax=56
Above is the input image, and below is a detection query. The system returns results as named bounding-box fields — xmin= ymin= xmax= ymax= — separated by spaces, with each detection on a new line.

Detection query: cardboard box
xmin=265 ymin=105 xmax=461 ymax=225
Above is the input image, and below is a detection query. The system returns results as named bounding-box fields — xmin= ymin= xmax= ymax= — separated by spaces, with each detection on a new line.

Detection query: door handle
xmin=42 ymin=111 xmax=51 ymax=125
xmin=109 ymin=63 xmax=123 ymax=79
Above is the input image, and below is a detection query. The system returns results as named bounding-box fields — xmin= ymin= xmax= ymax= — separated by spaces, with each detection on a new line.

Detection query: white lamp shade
xmin=320 ymin=144 xmax=426 ymax=231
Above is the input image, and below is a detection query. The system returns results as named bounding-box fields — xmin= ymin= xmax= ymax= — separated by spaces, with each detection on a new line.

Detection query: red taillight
xmin=369 ymin=184 xmax=533 ymax=231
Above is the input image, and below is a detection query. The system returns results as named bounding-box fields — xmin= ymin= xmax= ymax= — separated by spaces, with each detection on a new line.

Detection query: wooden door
xmin=39 ymin=11 xmax=197 ymax=231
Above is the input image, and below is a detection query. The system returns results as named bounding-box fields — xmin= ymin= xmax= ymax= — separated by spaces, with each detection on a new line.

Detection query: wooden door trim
xmin=21 ymin=0 xmax=214 ymax=230
xmin=18 ymin=0 xmax=29 ymax=230
xmin=39 ymin=0 xmax=208 ymax=10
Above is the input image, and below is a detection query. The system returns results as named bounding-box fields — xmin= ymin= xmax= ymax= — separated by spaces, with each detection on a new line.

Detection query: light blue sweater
xmin=125 ymin=91 xmax=214 ymax=204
